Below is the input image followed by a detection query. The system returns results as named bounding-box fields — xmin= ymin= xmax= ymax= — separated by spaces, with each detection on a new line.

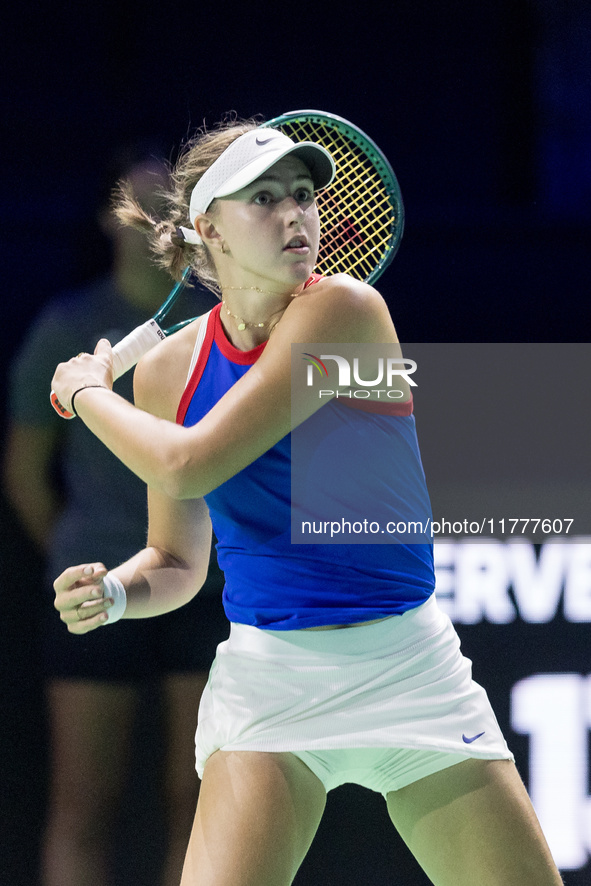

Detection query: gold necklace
xmin=221 ymin=286 xmax=294 ymax=332
xmin=221 ymin=301 xmax=266 ymax=331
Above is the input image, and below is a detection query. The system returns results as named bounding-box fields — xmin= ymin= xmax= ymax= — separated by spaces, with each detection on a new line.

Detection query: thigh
xmin=386 ymin=758 xmax=563 ymax=886
xmin=181 ymin=750 xmax=327 ymax=886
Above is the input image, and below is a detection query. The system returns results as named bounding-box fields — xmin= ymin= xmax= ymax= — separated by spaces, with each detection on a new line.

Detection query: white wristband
xmin=102 ymin=572 xmax=127 ymax=624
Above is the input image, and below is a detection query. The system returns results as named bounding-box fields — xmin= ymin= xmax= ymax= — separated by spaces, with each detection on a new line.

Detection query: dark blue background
xmin=2 ymin=1 xmax=589 ymax=357
xmin=1 ymin=2 xmax=589 ymax=884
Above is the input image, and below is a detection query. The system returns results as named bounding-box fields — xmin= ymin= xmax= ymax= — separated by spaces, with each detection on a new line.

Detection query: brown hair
xmin=112 ymin=117 xmax=259 ymax=294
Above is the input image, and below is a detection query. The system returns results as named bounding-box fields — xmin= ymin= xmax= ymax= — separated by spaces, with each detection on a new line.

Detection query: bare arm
xmin=53 ymin=317 xmax=215 ymax=633
xmin=51 ymin=276 xmax=397 ymax=501
xmin=116 ymin=488 xmax=213 ymax=618
xmin=53 ymin=489 xmax=213 ymax=633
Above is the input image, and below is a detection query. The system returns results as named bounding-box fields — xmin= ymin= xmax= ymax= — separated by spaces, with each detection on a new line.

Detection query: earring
xmin=221 ymin=240 xmax=229 ymax=255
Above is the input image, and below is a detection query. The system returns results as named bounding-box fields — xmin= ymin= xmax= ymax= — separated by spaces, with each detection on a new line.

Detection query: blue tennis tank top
xmin=177 ymin=290 xmax=435 ymax=630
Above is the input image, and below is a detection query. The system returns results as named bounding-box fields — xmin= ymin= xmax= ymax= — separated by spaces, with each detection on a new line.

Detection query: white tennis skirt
xmin=195 ymin=594 xmax=513 ymax=780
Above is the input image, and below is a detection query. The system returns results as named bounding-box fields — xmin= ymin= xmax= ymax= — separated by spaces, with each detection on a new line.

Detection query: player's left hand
xmin=53 ymin=562 xmax=113 ymax=634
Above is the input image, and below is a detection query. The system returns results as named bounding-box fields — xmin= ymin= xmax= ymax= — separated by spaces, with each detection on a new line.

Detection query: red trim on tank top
xmin=176 ymin=311 xmax=217 ymax=425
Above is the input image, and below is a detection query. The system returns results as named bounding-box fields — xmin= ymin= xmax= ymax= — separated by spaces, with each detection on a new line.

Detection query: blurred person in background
xmin=2 ymin=144 xmax=227 ymax=886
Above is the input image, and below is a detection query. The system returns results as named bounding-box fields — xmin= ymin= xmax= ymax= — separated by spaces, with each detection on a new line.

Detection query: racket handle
xmin=111 ymin=318 xmax=166 ymax=379
xmin=50 ymin=319 xmax=166 ymax=419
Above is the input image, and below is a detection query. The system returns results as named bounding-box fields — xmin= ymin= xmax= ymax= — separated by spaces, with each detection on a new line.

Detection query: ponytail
xmin=111 ymin=118 xmax=260 ymax=295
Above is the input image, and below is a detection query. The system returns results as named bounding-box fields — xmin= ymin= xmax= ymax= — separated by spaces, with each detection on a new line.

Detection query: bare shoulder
xmin=133 ymin=315 xmax=206 ymax=420
xmin=277 ymin=273 xmax=396 ymax=345
xmin=300 ymin=273 xmax=385 ymax=308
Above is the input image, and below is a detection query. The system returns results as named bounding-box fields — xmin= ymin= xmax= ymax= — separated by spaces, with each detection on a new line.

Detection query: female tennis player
xmin=51 ymin=120 xmax=563 ymax=886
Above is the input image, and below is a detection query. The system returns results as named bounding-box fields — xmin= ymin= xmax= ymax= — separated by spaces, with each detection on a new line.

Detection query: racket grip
xmin=50 ymin=319 xmax=166 ymax=419
xmin=111 ymin=319 xmax=166 ymax=380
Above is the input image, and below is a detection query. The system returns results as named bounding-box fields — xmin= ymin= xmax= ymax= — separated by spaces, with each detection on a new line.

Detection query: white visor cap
xmin=188 ymin=128 xmax=335 ymax=227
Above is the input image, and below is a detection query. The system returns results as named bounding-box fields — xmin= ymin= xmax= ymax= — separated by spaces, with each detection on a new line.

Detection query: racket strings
xmin=278 ymin=120 xmax=400 ymax=280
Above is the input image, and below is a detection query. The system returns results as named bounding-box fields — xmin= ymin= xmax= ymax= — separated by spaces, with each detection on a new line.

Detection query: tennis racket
xmin=51 ymin=110 xmax=404 ymax=418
